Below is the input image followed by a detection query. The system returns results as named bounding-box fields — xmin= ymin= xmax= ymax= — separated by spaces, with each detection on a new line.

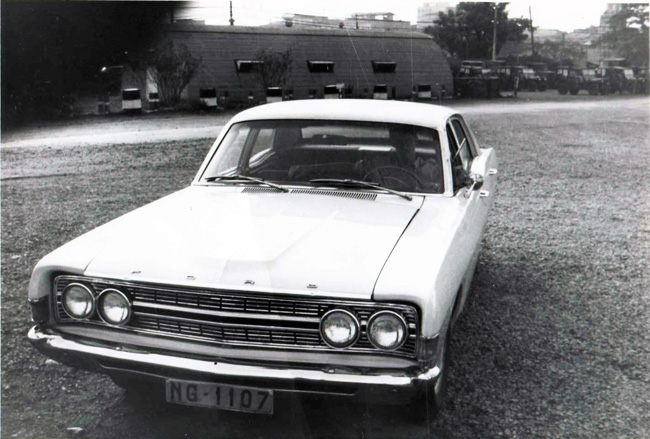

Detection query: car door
xmin=446 ymin=116 xmax=497 ymax=306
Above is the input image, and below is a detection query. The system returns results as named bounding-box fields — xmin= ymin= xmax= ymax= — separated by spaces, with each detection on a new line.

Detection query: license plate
xmin=166 ymin=380 xmax=273 ymax=414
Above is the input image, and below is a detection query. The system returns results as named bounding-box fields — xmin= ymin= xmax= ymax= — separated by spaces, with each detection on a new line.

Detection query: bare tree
xmin=146 ymin=40 xmax=201 ymax=107
xmin=254 ymin=49 xmax=293 ymax=91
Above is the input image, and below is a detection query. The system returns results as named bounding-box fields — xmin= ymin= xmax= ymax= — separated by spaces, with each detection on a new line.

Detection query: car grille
xmin=53 ymin=275 xmax=419 ymax=358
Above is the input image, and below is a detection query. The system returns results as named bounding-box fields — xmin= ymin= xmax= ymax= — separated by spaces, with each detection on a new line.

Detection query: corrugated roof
xmin=167 ymin=23 xmax=433 ymax=40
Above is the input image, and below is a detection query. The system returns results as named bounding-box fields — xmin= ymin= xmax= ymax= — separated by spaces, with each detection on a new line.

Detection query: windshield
xmin=201 ymin=120 xmax=444 ymax=194
xmin=582 ymin=69 xmax=596 ymax=78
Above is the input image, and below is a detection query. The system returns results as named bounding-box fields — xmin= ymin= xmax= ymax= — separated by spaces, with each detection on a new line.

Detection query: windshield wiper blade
xmin=310 ymin=178 xmax=412 ymax=201
xmin=204 ymin=174 xmax=289 ymax=192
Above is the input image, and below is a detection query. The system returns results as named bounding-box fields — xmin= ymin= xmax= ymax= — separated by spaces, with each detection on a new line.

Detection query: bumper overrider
xmin=28 ymin=325 xmax=442 ymax=401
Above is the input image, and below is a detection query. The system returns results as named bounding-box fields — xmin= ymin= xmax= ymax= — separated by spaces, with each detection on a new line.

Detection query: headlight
xmin=320 ymin=309 xmax=360 ymax=348
xmin=97 ymin=289 xmax=131 ymax=326
xmin=61 ymin=283 xmax=95 ymax=319
xmin=367 ymin=311 xmax=407 ymax=350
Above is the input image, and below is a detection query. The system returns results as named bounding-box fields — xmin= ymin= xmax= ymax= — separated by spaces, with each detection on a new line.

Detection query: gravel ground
xmin=1 ymin=95 xmax=648 ymax=438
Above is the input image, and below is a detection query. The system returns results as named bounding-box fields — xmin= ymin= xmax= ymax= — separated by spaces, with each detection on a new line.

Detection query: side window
xmin=446 ymin=123 xmax=465 ymax=193
xmin=450 ymin=120 xmax=473 ymax=173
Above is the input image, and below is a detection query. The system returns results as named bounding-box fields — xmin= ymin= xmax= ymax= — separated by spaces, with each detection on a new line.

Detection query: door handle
xmin=479 ymin=190 xmax=490 ymax=198
xmin=488 ymin=169 xmax=498 ymax=176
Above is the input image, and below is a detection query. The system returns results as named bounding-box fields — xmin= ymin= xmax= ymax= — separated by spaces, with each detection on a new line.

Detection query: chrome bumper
xmin=28 ymin=326 xmax=441 ymax=398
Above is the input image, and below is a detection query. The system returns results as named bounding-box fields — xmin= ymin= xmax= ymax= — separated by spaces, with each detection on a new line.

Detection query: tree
xmin=425 ymin=3 xmax=531 ymax=60
xmin=254 ymin=49 xmax=293 ymax=91
xmin=536 ymin=37 xmax=586 ymax=64
xmin=597 ymin=4 xmax=649 ymax=66
xmin=146 ymin=40 xmax=202 ymax=107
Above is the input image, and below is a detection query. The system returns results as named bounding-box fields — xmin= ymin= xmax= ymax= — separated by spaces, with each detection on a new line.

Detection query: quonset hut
xmin=133 ymin=23 xmax=453 ymax=107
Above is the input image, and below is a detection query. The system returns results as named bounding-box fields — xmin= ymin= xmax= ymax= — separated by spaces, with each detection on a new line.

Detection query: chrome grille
xmin=54 ymin=275 xmax=418 ymax=357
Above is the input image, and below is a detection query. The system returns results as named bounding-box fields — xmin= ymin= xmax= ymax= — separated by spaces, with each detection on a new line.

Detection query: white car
xmin=28 ymin=99 xmax=497 ymax=418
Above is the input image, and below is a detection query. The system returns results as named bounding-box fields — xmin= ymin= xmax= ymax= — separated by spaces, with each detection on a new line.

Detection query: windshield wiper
xmin=310 ymin=178 xmax=412 ymax=201
xmin=204 ymin=174 xmax=289 ymax=192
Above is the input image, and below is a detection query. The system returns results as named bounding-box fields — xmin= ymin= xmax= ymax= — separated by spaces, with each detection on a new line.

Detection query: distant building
xmin=267 ymin=12 xmax=410 ymax=32
xmin=123 ymin=23 xmax=453 ymax=109
xmin=270 ymin=13 xmax=343 ymax=29
xmin=344 ymin=12 xmax=411 ymax=31
xmin=417 ymin=2 xmax=453 ymax=30
xmin=567 ymin=4 xmax=628 ymax=65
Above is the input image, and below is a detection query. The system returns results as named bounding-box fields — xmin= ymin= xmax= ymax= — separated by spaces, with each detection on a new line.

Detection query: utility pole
xmin=355 ymin=14 xmax=359 ymax=30
xmin=492 ymin=3 xmax=498 ymax=61
xmin=529 ymin=6 xmax=535 ymax=57
xmin=229 ymin=0 xmax=235 ymax=26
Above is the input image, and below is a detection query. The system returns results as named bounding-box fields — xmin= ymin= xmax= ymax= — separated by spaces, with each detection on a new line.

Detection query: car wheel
xmin=557 ymin=83 xmax=568 ymax=95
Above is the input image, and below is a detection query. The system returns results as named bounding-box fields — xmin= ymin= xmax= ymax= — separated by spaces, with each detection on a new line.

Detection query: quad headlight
xmin=367 ymin=311 xmax=407 ymax=350
xmin=97 ymin=289 xmax=132 ymax=326
xmin=320 ymin=309 xmax=360 ymax=348
xmin=61 ymin=283 xmax=95 ymax=319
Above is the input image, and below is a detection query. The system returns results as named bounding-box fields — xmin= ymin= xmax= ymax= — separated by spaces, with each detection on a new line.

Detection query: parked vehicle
xmin=556 ymin=66 xmax=583 ymax=95
xmin=455 ymin=60 xmax=500 ymax=98
xmin=512 ymin=66 xmax=542 ymax=92
xmin=28 ymin=100 xmax=498 ymax=420
xmin=632 ymin=68 xmax=650 ymax=94
xmin=581 ymin=69 xmax=607 ymax=95
xmin=491 ymin=64 xmax=518 ymax=94
xmin=599 ymin=67 xmax=627 ymax=94
xmin=620 ymin=68 xmax=637 ymax=93
xmin=527 ymin=62 xmax=551 ymax=91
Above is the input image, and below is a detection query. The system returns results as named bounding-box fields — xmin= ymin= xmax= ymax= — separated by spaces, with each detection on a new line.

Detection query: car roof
xmin=229 ymin=99 xmax=457 ymax=129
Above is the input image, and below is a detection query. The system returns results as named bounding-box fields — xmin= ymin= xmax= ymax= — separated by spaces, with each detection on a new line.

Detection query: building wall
xmin=417 ymin=2 xmax=453 ymax=29
xmin=162 ymin=24 xmax=453 ymax=106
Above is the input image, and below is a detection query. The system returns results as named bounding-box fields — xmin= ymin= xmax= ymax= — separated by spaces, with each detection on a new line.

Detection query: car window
xmin=446 ymin=123 xmax=465 ymax=193
xmin=202 ymin=120 xmax=444 ymax=194
xmin=450 ymin=119 xmax=473 ymax=172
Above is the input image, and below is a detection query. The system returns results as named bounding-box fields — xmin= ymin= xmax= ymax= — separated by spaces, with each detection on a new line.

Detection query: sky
xmin=182 ymin=0 xmax=612 ymax=32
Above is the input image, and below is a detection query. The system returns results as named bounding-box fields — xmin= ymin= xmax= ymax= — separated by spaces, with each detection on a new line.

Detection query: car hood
xmin=80 ymin=186 xmax=423 ymax=300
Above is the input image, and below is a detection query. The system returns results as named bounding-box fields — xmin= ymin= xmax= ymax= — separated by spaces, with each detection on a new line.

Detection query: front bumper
xmin=28 ymin=326 xmax=441 ymax=400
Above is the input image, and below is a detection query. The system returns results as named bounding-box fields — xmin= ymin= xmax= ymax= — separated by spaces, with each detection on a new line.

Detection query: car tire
xmin=588 ymin=84 xmax=599 ymax=96
xmin=557 ymin=83 xmax=568 ymax=95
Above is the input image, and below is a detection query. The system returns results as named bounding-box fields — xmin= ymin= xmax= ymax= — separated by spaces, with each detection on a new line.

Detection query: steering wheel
xmin=363 ymin=166 xmax=425 ymax=189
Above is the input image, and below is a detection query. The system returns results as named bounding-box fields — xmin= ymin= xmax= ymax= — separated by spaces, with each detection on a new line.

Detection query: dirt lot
xmin=2 ymin=94 xmax=649 ymax=438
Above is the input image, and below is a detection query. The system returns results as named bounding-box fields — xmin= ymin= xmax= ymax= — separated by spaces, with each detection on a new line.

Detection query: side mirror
xmin=469 ymin=174 xmax=484 ymax=190
xmin=463 ymin=174 xmax=484 ymax=198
